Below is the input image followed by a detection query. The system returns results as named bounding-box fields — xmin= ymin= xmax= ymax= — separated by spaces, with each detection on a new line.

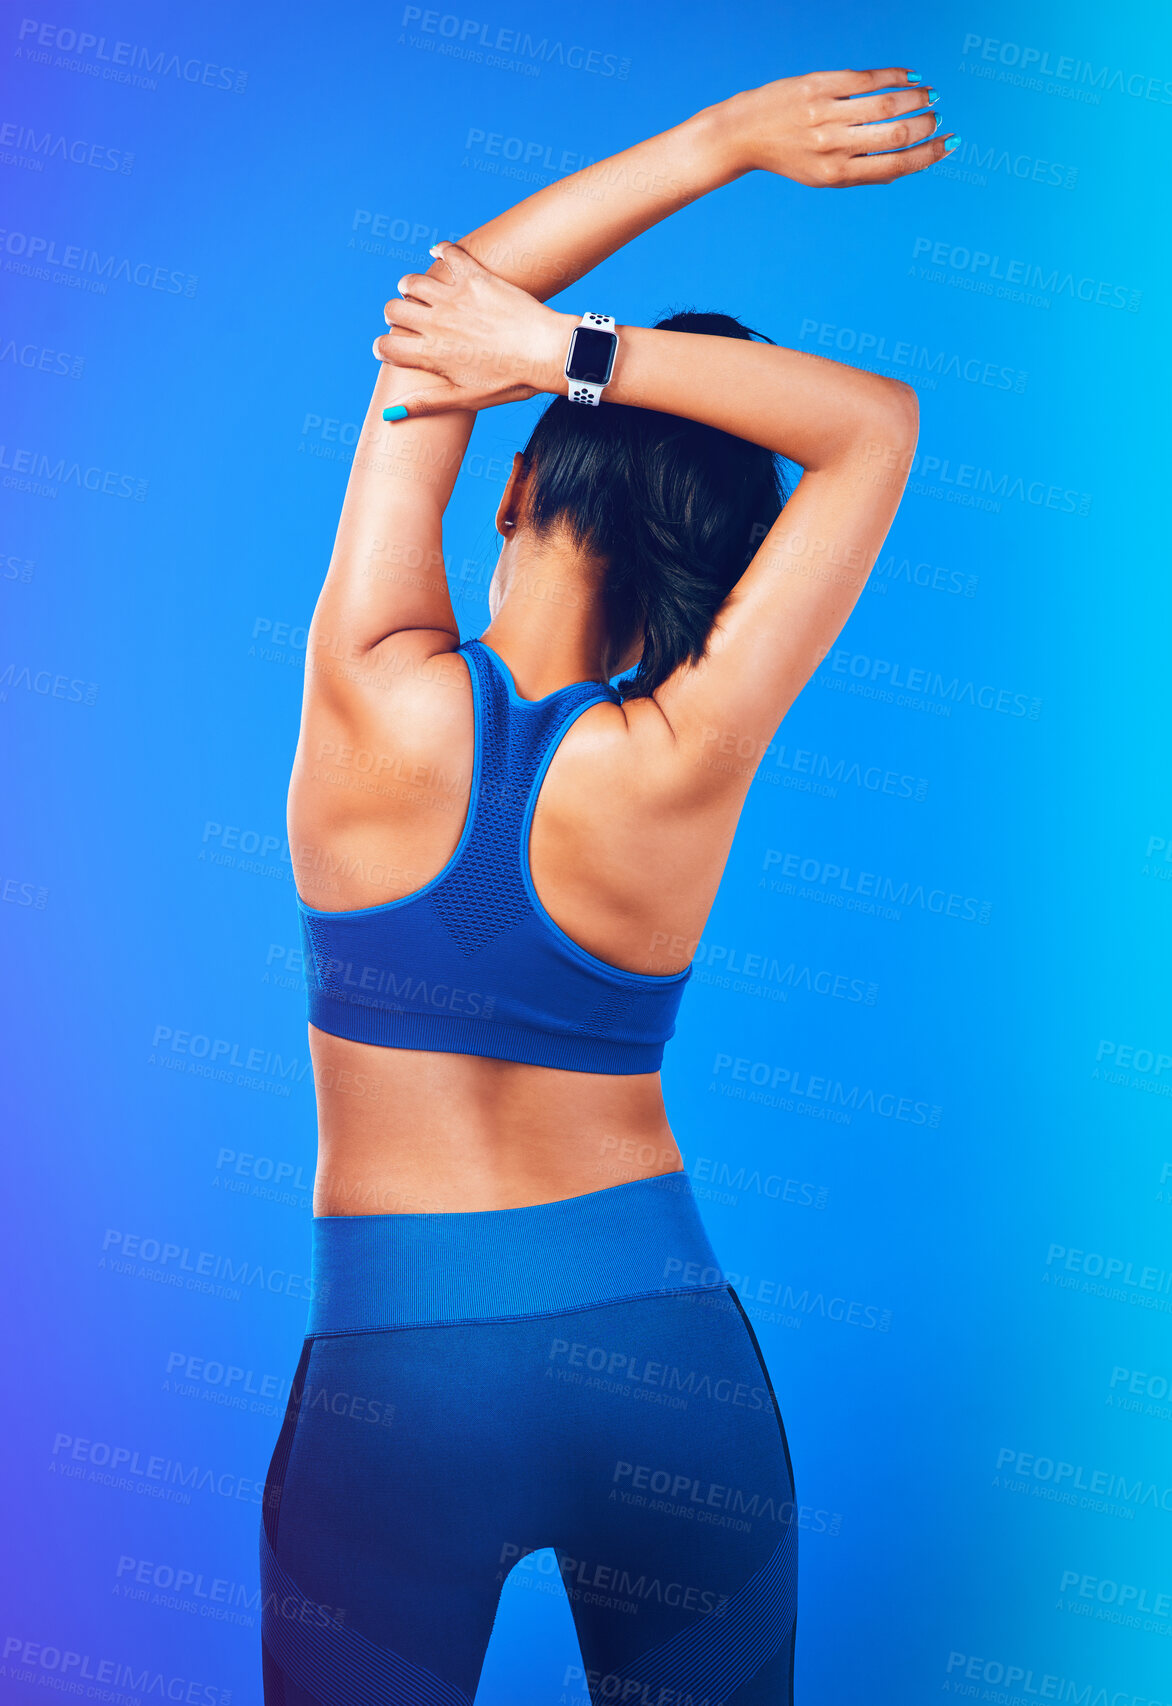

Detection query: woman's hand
xmin=716 ymin=67 xmax=951 ymax=187
xmin=373 ymin=243 xmax=573 ymax=418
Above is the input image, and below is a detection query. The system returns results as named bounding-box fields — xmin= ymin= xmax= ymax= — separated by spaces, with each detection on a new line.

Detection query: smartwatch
xmin=564 ymin=312 xmax=618 ymax=405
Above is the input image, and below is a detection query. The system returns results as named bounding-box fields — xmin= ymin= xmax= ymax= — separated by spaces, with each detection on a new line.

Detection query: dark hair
xmin=519 ymin=310 xmax=788 ymax=698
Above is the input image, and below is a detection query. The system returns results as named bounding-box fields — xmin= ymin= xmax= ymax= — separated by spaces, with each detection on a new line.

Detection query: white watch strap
xmin=567 ymin=312 xmax=616 ymax=406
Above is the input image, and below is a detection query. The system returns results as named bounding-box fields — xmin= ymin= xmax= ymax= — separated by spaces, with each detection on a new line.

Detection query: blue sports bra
xmin=297 ymin=638 xmax=692 ymax=1074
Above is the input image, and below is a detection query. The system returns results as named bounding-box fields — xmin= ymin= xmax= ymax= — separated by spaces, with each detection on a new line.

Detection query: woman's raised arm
xmin=309 ymin=99 xmax=743 ymax=672
xmin=310 ymin=68 xmax=947 ymax=669
xmin=375 ymin=230 xmax=926 ymax=771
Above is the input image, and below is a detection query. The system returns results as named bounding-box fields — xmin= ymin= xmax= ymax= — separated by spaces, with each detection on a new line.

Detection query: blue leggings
xmin=260 ymin=1173 xmax=798 ymax=1705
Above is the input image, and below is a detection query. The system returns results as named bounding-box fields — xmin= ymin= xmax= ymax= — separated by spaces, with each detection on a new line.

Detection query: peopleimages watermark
xmin=0 ymin=119 xmax=135 ymax=173
xmin=711 ymin=1051 xmax=942 ymax=1127
xmin=397 ymin=7 xmax=631 ymax=79
xmin=2 ymin=873 xmax=48 ymax=908
xmin=50 ymin=1431 xmax=264 ymax=1511
xmin=1142 ymin=834 xmax=1172 ymax=883
xmin=14 ymin=18 xmax=249 ymax=93
xmin=150 ymin=1025 xmax=312 ymax=1082
xmin=101 ymin=1226 xmax=315 ymax=1300
xmin=2 ymin=549 xmax=34 ymax=582
xmin=164 ymin=1349 xmax=293 ymax=1407
xmin=548 ymin=1334 xmax=769 ymax=1410
xmin=762 ymin=847 xmax=992 ymax=925
xmin=684 ymin=938 xmax=877 ymax=1005
xmin=959 ymin=33 xmax=1172 ymax=104
xmin=215 ymin=1146 xmax=311 ymax=1194
xmin=911 ymin=237 xmax=1141 ymax=312
xmin=0 ymin=662 xmax=98 ymax=705
xmin=867 ymin=437 xmax=1091 ymax=518
xmin=2 ymin=1635 xmax=232 ymax=1702
xmin=612 ymin=1461 xmax=830 ymax=1532
xmin=1094 ymin=1039 xmax=1172 ymax=1078
xmin=822 ymin=645 xmax=1043 ymax=718
xmin=1056 ymin=1569 xmax=1172 ymax=1618
xmin=348 ymin=209 xmax=464 ymax=261
xmin=0 ymin=227 xmax=197 ymax=295
xmin=870 ymin=551 xmax=977 ymax=599
xmin=1045 ymin=1241 xmax=1172 ymax=1299
xmin=0 ymin=443 xmax=146 ymax=499
xmin=462 ymin=125 xmax=594 ymax=175
xmin=0 ymin=336 xmax=84 ymax=378
xmin=1110 ymin=1364 xmax=1172 ymax=1403
xmin=944 ymin=1651 xmax=1172 ymax=1705
xmin=994 ymin=1446 xmax=1172 ymax=1514
xmin=114 ymin=1552 xmax=268 ymax=1625
xmin=935 ymin=138 xmax=1079 ymax=192
xmin=799 ymin=319 xmax=1028 ymax=392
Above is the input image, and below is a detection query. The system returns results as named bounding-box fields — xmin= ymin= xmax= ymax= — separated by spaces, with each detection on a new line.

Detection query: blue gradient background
xmin=3 ymin=1 xmax=1171 ymax=1702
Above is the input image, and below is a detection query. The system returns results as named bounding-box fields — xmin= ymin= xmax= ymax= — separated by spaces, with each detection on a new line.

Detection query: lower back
xmin=308 ymin=1025 xmax=683 ymax=1214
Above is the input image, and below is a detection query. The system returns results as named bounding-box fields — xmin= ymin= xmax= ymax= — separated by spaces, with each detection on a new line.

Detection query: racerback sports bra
xmin=297 ymin=638 xmax=692 ymax=1074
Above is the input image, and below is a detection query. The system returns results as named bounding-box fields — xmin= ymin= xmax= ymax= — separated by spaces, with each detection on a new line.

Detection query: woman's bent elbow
xmin=833 ymin=382 xmax=918 ymax=471
xmin=878 ymin=381 xmax=919 ymax=452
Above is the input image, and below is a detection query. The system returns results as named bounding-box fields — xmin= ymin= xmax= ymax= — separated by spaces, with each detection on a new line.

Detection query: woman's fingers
xmin=384 ymin=385 xmax=483 ymax=418
xmin=393 ymin=270 xmax=445 ymax=306
xmin=427 ymin=240 xmax=480 ymax=282
xmin=382 ymin=380 xmax=536 ymax=420
xmin=383 ymin=294 xmax=428 ymax=332
xmin=835 ymin=85 xmax=935 ymax=125
xmin=844 ymin=133 xmax=954 ymax=184
xmin=847 ymin=110 xmax=941 ymax=155
xmin=807 ymin=66 xmax=923 ymax=100
xmin=372 ymin=328 xmax=432 ymax=366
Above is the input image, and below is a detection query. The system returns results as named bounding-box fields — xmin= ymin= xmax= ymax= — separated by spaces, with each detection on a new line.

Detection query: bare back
xmin=290 ymin=629 xmax=751 ymax=1214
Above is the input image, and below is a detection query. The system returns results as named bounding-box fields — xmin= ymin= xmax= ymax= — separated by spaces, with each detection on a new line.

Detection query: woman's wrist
xmin=685 ymin=98 xmax=756 ymax=187
xmin=530 ymin=308 xmax=579 ymax=396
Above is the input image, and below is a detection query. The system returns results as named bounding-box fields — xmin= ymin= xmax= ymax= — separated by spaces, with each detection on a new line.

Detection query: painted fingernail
xmin=927 ymin=90 xmax=940 ymax=105
xmin=383 ymin=405 xmax=408 ymax=422
xmin=907 ymin=71 xmax=922 ymax=83
xmin=944 ymin=135 xmax=961 ymax=152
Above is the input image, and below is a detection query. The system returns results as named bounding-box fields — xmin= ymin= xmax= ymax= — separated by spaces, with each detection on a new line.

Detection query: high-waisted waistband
xmin=306 ymin=1171 xmax=725 ymax=1335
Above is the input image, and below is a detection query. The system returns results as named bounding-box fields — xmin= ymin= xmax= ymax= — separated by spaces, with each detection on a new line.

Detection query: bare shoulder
xmin=315 ymin=626 xmax=470 ymax=737
xmin=363 ymin=628 xmax=474 ymax=744
xmin=545 ymin=689 xmax=737 ymax=823
xmin=531 ymin=687 xmax=750 ymax=975
xmin=292 ymin=630 xmax=474 ymax=830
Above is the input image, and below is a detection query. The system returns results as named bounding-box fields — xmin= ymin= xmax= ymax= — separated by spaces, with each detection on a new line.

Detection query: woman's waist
xmin=309 ymin=1025 xmax=681 ymax=1214
xmin=306 ymin=1167 xmax=725 ymax=1335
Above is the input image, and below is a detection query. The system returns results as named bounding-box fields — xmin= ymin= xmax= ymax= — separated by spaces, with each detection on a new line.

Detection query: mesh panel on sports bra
xmin=429 ymin=645 xmax=614 ymax=959
xmin=574 ymin=982 xmax=641 ymax=1038
xmin=300 ymin=912 xmax=348 ymax=1000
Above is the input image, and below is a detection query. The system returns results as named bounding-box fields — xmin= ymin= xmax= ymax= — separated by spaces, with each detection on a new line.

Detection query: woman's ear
xmin=494 ymin=451 xmax=528 ymax=538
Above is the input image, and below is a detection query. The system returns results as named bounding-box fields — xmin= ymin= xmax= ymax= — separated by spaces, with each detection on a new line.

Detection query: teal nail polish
xmin=907 ymin=71 xmax=922 ymax=83
xmin=944 ymin=135 xmax=961 ymax=153
xmin=927 ymin=90 xmax=940 ymax=105
xmin=383 ymin=405 xmax=408 ymax=422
